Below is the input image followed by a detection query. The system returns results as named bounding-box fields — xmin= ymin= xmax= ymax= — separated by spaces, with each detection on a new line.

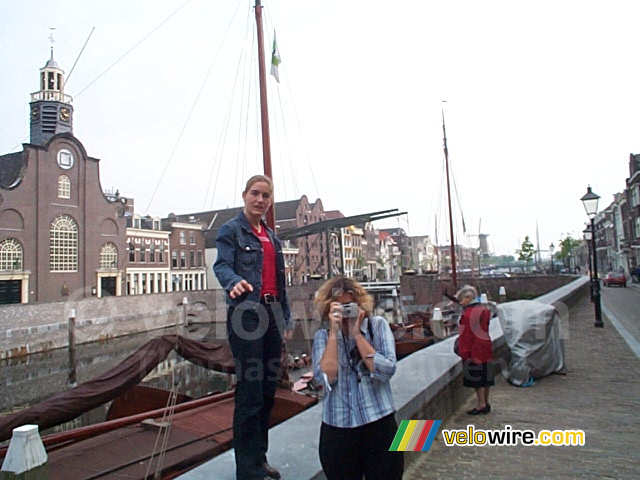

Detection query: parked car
xmin=603 ymin=272 xmax=627 ymax=287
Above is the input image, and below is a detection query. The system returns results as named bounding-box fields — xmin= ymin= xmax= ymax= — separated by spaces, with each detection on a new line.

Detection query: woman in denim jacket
xmin=213 ymin=175 xmax=293 ymax=480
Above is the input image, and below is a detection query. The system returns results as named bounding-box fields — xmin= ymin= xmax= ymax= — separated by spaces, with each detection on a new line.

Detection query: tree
xmin=557 ymin=235 xmax=581 ymax=270
xmin=517 ymin=236 xmax=535 ymax=272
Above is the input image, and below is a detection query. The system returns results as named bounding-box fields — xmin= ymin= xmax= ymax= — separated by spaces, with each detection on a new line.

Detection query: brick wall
xmin=400 ymin=274 xmax=577 ymax=313
xmin=0 ymin=281 xmax=324 ymax=360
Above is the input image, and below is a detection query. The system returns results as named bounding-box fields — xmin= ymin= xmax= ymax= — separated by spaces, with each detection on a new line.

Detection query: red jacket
xmin=457 ymin=303 xmax=493 ymax=363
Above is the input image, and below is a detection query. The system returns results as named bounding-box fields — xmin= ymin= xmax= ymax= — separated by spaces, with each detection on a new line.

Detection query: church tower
xmin=29 ymin=38 xmax=74 ymax=146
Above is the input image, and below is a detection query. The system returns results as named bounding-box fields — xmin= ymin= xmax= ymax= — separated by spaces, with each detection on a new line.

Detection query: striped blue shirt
xmin=312 ymin=316 xmax=397 ymax=428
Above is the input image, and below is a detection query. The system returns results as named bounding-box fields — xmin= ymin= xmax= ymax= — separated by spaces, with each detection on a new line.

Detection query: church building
xmin=0 ymin=47 xmax=126 ymax=304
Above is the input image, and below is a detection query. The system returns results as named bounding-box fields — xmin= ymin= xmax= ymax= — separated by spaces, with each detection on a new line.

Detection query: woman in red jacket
xmin=456 ymin=285 xmax=494 ymax=415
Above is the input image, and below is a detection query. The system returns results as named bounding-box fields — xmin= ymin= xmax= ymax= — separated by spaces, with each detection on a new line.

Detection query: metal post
xmin=591 ymin=218 xmax=603 ymax=327
xmin=181 ymin=296 xmax=188 ymax=335
xmin=68 ymin=308 xmax=77 ymax=385
xmin=586 ymin=237 xmax=594 ymax=301
xmin=391 ymin=287 xmax=399 ymax=325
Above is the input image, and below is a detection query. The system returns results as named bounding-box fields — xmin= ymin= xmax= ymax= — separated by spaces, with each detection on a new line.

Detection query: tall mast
xmin=254 ymin=0 xmax=275 ymax=229
xmin=442 ymin=108 xmax=457 ymax=289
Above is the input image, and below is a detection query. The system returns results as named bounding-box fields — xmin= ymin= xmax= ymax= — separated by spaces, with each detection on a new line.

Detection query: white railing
xmin=30 ymin=91 xmax=73 ymax=103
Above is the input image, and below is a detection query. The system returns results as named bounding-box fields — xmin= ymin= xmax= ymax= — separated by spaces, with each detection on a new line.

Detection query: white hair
xmin=456 ymin=285 xmax=477 ymax=302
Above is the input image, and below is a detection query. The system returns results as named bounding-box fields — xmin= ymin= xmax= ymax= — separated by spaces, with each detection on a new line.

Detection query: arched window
xmin=58 ymin=175 xmax=71 ymax=199
xmin=100 ymin=243 xmax=118 ymax=269
xmin=50 ymin=214 xmax=78 ymax=272
xmin=0 ymin=239 xmax=23 ymax=271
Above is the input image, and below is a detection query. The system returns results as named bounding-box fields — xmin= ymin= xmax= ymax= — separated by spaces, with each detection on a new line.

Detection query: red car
xmin=603 ymin=272 xmax=627 ymax=287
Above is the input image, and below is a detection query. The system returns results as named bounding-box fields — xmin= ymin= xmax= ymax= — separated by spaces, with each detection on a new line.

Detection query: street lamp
xmin=580 ymin=186 xmax=603 ymax=328
xmin=583 ymin=226 xmax=594 ymax=301
xmin=549 ymin=243 xmax=555 ymax=274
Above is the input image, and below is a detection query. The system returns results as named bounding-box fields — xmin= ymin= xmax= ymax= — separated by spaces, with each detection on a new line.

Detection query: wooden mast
xmin=254 ymin=0 xmax=276 ymax=230
xmin=442 ymin=108 xmax=457 ymax=289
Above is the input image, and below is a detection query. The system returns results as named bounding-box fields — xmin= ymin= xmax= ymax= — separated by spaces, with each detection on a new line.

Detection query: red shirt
xmin=252 ymin=224 xmax=277 ymax=296
xmin=457 ymin=303 xmax=493 ymax=363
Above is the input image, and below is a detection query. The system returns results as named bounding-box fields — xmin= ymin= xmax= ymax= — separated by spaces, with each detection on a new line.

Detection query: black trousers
xmin=319 ymin=413 xmax=404 ymax=480
xmin=227 ymin=303 xmax=282 ymax=480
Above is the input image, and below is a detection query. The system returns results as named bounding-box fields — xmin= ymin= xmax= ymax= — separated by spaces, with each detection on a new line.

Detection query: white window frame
xmin=58 ymin=175 xmax=71 ymax=199
xmin=99 ymin=243 xmax=118 ymax=269
xmin=0 ymin=238 xmax=23 ymax=271
xmin=50 ymin=214 xmax=78 ymax=272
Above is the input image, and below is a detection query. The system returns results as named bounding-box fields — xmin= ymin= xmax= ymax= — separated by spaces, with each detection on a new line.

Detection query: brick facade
xmin=0 ymin=134 xmax=127 ymax=304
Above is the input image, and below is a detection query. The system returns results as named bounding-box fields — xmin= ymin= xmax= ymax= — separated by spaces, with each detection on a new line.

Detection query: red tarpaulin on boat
xmin=0 ymin=335 xmax=234 ymax=442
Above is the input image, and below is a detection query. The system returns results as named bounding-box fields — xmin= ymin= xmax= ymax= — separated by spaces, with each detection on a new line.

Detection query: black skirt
xmin=463 ymin=360 xmax=495 ymax=388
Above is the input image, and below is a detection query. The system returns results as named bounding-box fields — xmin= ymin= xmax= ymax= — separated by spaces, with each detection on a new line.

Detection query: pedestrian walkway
xmin=404 ymin=295 xmax=640 ymax=479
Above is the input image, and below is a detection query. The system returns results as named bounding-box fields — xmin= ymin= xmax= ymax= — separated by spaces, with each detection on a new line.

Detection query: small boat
xmin=0 ymin=334 xmax=318 ymax=479
xmin=391 ymin=312 xmax=435 ymax=359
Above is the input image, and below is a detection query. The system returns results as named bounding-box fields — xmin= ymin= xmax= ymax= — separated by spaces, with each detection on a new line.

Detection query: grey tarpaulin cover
xmin=497 ymin=300 xmax=565 ymax=386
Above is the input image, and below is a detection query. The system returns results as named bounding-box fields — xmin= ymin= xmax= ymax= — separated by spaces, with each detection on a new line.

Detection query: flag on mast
xmin=271 ymin=31 xmax=281 ymax=83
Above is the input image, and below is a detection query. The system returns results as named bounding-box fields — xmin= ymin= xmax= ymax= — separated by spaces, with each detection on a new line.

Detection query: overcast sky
xmin=1 ymin=0 xmax=638 ymax=256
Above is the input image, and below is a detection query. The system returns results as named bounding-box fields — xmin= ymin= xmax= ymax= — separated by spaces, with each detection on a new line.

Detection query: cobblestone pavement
xmin=404 ymin=295 xmax=640 ymax=479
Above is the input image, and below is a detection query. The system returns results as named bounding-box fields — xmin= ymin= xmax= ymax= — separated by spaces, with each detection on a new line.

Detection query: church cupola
xmin=29 ymin=37 xmax=74 ymax=146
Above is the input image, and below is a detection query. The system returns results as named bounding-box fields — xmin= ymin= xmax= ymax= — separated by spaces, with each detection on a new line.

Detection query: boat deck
xmin=44 ymin=388 xmax=317 ymax=479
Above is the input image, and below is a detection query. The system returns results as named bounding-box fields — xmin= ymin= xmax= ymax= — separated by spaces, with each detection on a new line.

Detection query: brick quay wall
xmin=0 ymin=282 xmax=325 ymax=360
xmin=400 ymin=273 xmax=577 ymax=314
xmin=0 ymin=275 xmax=577 ymax=360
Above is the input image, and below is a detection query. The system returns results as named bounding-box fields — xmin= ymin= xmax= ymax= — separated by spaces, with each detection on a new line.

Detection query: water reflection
xmin=0 ymin=324 xmax=314 ymax=437
xmin=0 ymin=327 xmax=231 ymax=430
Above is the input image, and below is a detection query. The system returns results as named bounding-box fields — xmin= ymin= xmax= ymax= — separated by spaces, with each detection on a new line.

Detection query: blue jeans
xmin=227 ymin=303 xmax=282 ymax=480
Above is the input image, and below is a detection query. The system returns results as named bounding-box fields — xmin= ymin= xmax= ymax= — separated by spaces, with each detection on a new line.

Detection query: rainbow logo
xmin=389 ymin=420 xmax=442 ymax=452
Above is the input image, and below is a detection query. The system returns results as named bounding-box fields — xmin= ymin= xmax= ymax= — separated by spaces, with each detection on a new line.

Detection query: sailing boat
xmin=0 ymin=5 xmax=315 ymax=479
xmin=442 ymin=108 xmax=458 ymax=290
xmin=254 ymin=0 xmax=277 ymax=229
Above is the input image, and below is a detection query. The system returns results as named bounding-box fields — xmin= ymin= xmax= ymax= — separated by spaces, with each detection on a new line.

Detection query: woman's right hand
xmin=328 ymin=301 xmax=342 ymax=333
xmin=229 ymin=279 xmax=253 ymax=299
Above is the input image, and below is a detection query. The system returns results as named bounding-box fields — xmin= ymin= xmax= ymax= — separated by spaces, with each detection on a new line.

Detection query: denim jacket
xmin=213 ymin=211 xmax=292 ymax=330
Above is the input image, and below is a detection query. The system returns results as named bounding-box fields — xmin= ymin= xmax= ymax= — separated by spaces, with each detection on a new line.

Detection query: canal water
xmin=0 ymin=323 xmax=314 ymax=440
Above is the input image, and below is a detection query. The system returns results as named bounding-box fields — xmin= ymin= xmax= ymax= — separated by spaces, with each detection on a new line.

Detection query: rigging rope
xmin=4 ymin=2 xmax=192 ymax=155
xmin=146 ymin=0 xmax=245 ymax=213
xmin=203 ymin=7 xmax=252 ymax=211
xmin=65 ymin=27 xmax=95 ymax=87
xmin=73 ymin=0 xmax=194 ymax=99
xmin=145 ymin=367 xmax=181 ymax=479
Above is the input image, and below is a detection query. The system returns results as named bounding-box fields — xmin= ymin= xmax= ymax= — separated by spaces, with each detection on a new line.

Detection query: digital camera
xmin=341 ymin=302 xmax=359 ymax=319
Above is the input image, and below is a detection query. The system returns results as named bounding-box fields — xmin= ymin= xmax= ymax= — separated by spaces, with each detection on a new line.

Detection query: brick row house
xmin=170 ymin=195 xmax=328 ymax=289
xmin=587 ymin=154 xmax=640 ymax=275
xmin=123 ymin=214 xmax=207 ymax=297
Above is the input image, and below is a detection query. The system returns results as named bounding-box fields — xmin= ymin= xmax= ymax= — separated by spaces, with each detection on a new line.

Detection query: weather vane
xmin=48 ymin=27 xmax=56 ymax=54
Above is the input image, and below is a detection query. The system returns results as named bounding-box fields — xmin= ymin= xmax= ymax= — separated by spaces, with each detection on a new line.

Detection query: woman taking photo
xmin=456 ymin=285 xmax=494 ymax=415
xmin=213 ymin=174 xmax=292 ymax=480
xmin=312 ymin=277 xmax=403 ymax=480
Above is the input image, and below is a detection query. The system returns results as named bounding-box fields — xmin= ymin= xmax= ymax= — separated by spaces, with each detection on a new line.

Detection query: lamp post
xmin=581 ymin=186 xmax=604 ymax=328
xmin=583 ymin=226 xmax=594 ymax=301
xmin=549 ymin=243 xmax=555 ymax=274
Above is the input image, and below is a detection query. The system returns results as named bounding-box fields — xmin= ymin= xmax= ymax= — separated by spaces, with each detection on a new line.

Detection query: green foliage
xmin=516 ymin=236 xmax=535 ymax=272
xmin=557 ymin=235 xmax=581 ymax=260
